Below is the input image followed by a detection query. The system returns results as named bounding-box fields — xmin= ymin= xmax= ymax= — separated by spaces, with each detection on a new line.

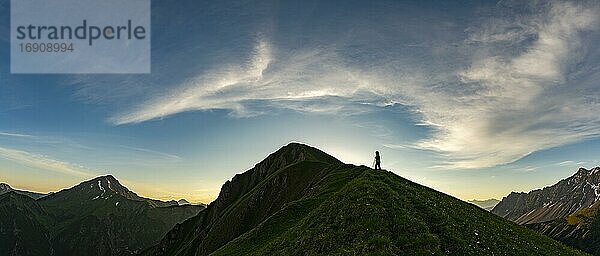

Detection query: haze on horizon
xmin=1 ymin=0 xmax=600 ymax=204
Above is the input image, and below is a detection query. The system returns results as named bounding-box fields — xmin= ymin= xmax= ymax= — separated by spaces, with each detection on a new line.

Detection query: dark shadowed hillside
xmin=145 ymin=143 xmax=585 ymax=256
xmin=0 ymin=176 xmax=205 ymax=256
xmin=0 ymin=192 xmax=53 ymax=256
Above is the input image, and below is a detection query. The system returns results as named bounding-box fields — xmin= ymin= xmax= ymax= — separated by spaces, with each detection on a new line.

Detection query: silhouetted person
xmin=374 ymin=151 xmax=381 ymax=170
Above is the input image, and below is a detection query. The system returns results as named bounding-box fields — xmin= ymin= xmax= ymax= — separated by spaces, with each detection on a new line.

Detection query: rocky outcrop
xmin=492 ymin=167 xmax=600 ymax=225
xmin=493 ymin=167 xmax=600 ymax=255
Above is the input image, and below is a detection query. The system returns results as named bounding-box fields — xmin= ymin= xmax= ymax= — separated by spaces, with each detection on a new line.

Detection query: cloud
xmin=382 ymin=144 xmax=407 ymax=150
xmin=0 ymin=132 xmax=34 ymax=138
xmin=116 ymin=145 xmax=182 ymax=161
xmin=110 ymin=38 xmax=386 ymax=124
xmin=414 ymin=2 xmax=600 ymax=169
xmin=105 ymin=1 xmax=600 ymax=169
xmin=557 ymin=160 xmax=575 ymax=166
xmin=0 ymin=147 xmax=96 ymax=177
xmin=110 ymin=39 xmax=274 ymax=124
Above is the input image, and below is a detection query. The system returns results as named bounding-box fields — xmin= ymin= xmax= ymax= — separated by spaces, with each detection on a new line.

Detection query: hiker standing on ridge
xmin=374 ymin=151 xmax=382 ymax=170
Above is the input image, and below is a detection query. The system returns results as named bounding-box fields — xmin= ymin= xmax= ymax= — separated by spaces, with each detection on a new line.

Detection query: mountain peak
xmin=177 ymin=199 xmax=191 ymax=205
xmin=572 ymin=167 xmax=600 ymax=179
xmin=86 ymin=175 xmax=127 ymax=190
xmin=49 ymin=174 xmax=137 ymax=202
xmin=244 ymin=142 xmax=341 ymax=178
xmin=282 ymin=142 xmax=312 ymax=149
xmin=207 ymin=143 xmax=344 ymax=226
xmin=0 ymin=183 xmax=46 ymax=199
xmin=269 ymin=142 xmax=342 ymax=165
xmin=91 ymin=174 xmax=118 ymax=182
xmin=0 ymin=183 xmax=12 ymax=191
xmin=576 ymin=167 xmax=590 ymax=175
xmin=280 ymin=142 xmax=324 ymax=151
xmin=246 ymin=142 xmax=342 ymax=184
xmin=38 ymin=175 xmax=186 ymax=209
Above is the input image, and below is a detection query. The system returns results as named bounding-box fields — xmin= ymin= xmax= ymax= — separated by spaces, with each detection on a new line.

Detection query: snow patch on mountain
xmin=92 ymin=180 xmax=107 ymax=200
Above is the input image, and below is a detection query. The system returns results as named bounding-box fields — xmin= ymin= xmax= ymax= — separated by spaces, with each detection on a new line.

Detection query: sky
xmin=1 ymin=0 xmax=600 ymax=204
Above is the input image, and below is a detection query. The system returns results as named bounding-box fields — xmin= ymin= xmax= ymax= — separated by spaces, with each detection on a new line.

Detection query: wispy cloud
xmin=557 ymin=160 xmax=575 ymax=166
xmin=414 ymin=2 xmax=600 ymax=169
xmin=91 ymin=1 xmax=600 ymax=170
xmin=110 ymin=38 xmax=385 ymax=124
xmin=111 ymin=39 xmax=274 ymax=124
xmin=0 ymin=132 xmax=34 ymax=138
xmin=117 ymin=145 xmax=182 ymax=161
xmin=523 ymin=166 xmax=538 ymax=172
xmin=0 ymin=147 xmax=96 ymax=177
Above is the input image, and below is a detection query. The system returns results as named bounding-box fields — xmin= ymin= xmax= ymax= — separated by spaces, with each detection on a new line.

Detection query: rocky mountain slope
xmin=526 ymin=199 xmax=600 ymax=256
xmin=145 ymin=143 xmax=584 ymax=255
xmin=493 ymin=167 xmax=600 ymax=225
xmin=0 ymin=176 xmax=205 ymax=256
xmin=0 ymin=182 xmax=47 ymax=199
xmin=493 ymin=167 xmax=600 ymax=255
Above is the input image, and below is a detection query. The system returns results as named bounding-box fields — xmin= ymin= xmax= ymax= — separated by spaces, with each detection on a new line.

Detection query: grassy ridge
xmin=213 ymin=168 xmax=585 ymax=255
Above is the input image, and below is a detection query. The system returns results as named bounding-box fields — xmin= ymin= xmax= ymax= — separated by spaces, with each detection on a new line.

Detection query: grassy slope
xmin=213 ymin=168 xmax=585 ymax=255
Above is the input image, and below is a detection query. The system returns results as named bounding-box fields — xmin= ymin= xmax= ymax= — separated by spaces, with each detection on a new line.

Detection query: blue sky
xmin=1 ymin=0 xmax=599 ymax=203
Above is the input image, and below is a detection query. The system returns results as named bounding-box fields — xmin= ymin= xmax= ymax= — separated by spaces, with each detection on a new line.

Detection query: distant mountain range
xmin=0 ymin=175 xmax=205 ymax=256
xmin=144 ymin=143 xmax=582 ymax=255
xmin=0 ymin=182 xmax=47 ymax=199
xmin=492 ymin=167 xmax=600 ymax=255
xmin=468 ymin=199 xmax=500 ymax=211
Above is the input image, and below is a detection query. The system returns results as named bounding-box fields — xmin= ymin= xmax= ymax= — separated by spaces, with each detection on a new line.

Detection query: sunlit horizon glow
xmin=2 ymin=139 xmax=599 ymax=203
xmin=1 ymin=0 xmax=600 ymax=203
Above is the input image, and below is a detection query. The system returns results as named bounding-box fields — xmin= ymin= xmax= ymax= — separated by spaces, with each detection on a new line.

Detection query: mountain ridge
xmin=39 ymin=174 xmax=181 ymax=208
xmin=492 ymin=166 xmax=600 ymax=255
xmin=145 ymin=143 xmax=585 ymax=256
xmin=0 ymin=175 xmax=205 ymax=256
xmin=493 ymin=167 xmax=600 ymax=225
xmin=0 ymin=182 xmax=47 ymax=199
